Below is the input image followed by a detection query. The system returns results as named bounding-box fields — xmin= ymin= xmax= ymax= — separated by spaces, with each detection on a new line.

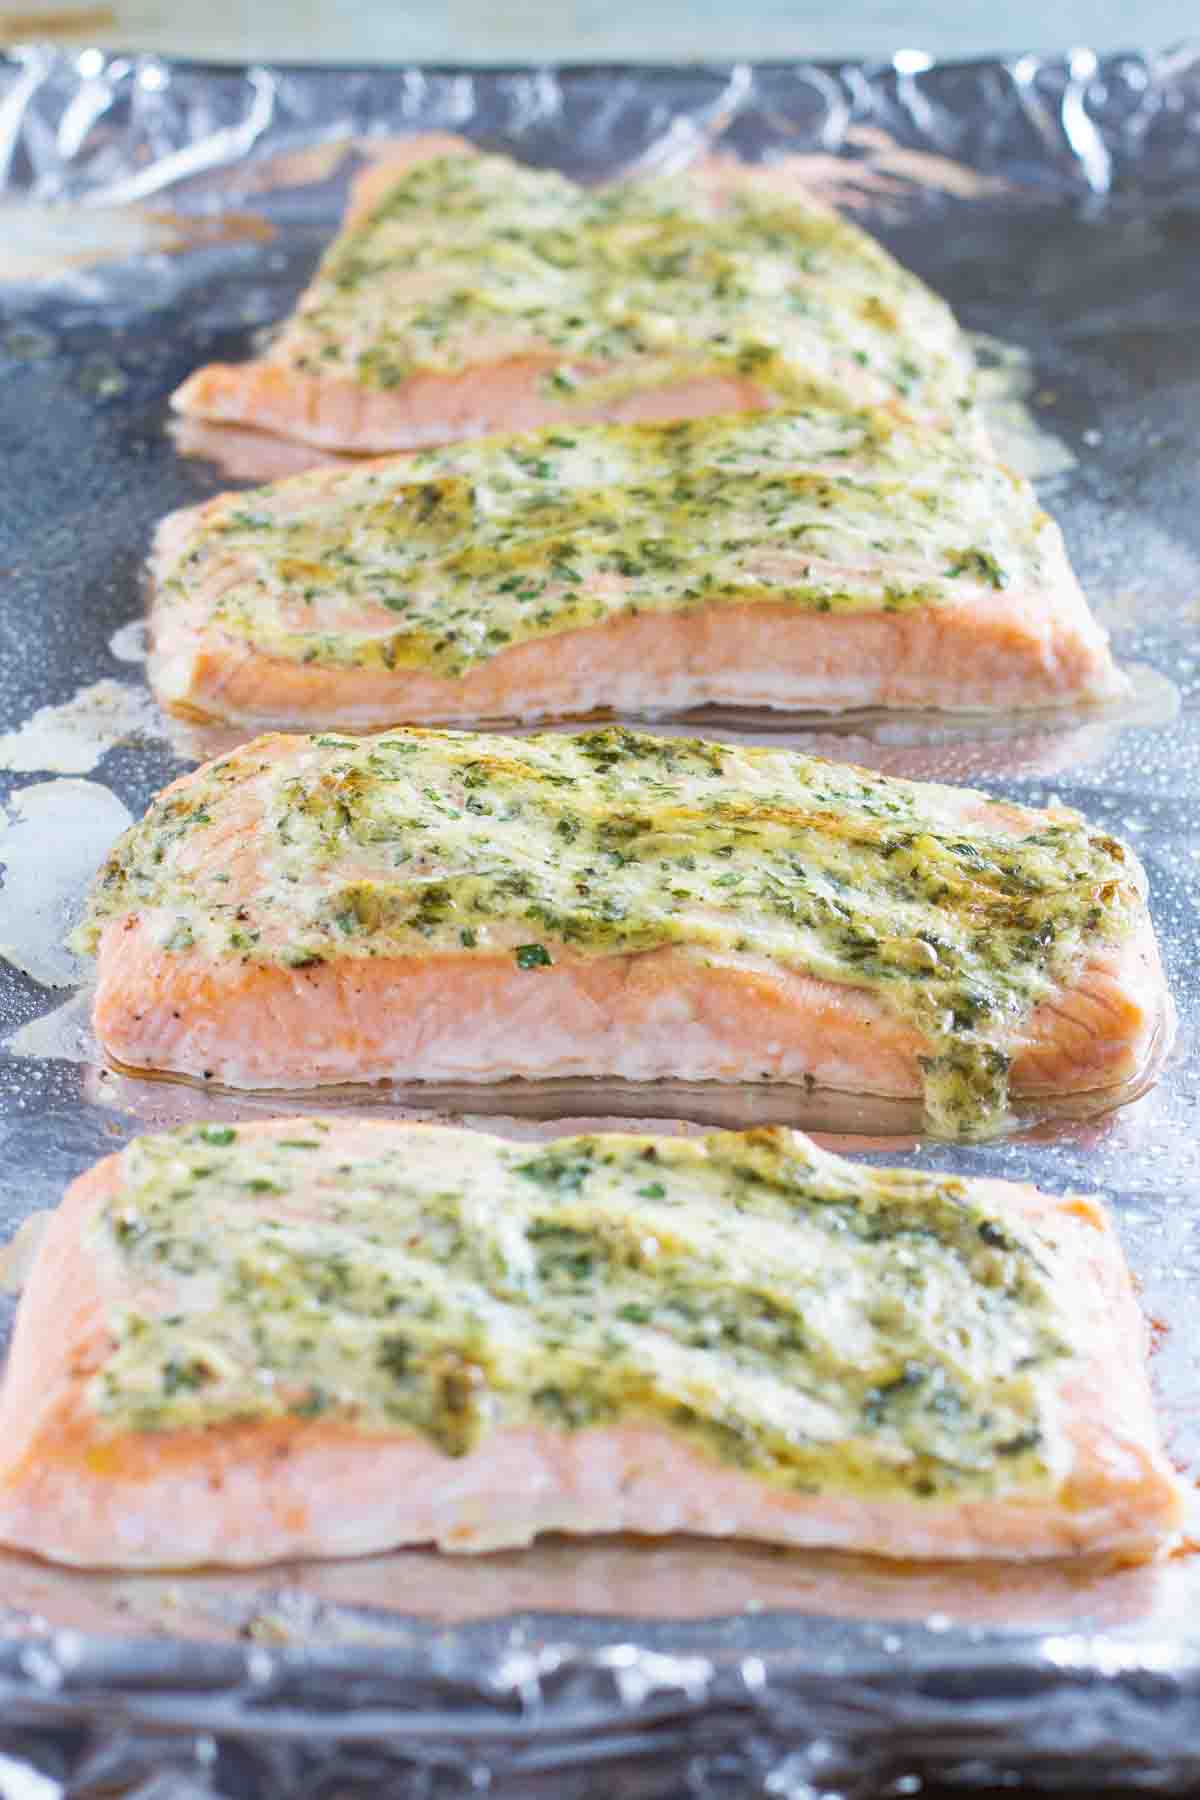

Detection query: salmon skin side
xmin=71 ymin=727 xmax=1172 ymax=1141
xmin=0 ymin=1119 xmax=1182 ymax=1571
xmin=171 ymin=135 xmax=985 ymax=453
xmin=149 ymin=408 xmax=1125 ymax=730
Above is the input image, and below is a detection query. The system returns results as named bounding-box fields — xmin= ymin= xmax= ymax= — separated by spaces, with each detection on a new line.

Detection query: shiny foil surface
xmin=0 ymin=41 xmax=1199 ymax=1796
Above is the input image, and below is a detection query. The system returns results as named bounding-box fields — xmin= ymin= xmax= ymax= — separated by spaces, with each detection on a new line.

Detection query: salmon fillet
xmin=72 ymin=728 xmax=1171 ymax=1140
xmin=0 ymin=1119 xmax=1181 ymax=1570
xmin=149 ymin=408 xmax=1124 ymax=729
xmin=171 ymin=135 xmax=983 ymax=453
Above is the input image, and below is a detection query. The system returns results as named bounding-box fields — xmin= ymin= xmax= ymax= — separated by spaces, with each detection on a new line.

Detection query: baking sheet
xmin=1 ymin=40 xmax=1200 ymax=1796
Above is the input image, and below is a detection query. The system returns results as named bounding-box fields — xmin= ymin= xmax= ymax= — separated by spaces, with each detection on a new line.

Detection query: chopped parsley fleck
xmin=945 ymin=547 xmax=1007 ymax=588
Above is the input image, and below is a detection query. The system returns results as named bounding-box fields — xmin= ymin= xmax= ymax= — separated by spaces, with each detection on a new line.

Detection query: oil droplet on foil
xmin=0 ymin=679 xmax=160 ymax=775
xmin=0 ymin=779 xmax=131 ymax=987
xmin=6 ymin=986 xmax=98 ymax=1064
xmin=108 ymin=620 xmax=150 ymax=664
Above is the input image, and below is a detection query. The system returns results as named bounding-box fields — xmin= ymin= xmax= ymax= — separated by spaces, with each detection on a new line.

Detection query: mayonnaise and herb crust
xmin=90 ymin=1122 xmax=1073 ymax=1502
xmin=155 ymin=409 xmax=1053 ymax=682
xmin=74 ymin=727 xmax=1142 ymax=1137
xmin=276 ymin=150 xmax=976 ymax=427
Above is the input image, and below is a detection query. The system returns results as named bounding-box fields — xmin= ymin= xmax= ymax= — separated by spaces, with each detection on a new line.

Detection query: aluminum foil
xmin=1 ymin=40 xmax=1200 ymax=1796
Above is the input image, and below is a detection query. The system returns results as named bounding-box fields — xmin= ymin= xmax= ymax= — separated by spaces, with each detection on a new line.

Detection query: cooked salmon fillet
xmin=171 ymin=135 xmax=983 ymax=453
xmin=72 ymin=728 xmax=1170 ymax=1140
xmin=0 ymin=1119 xmax=1181 ymax=1570
xmin=149 ymin=408 xmax=1124 ymax=730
